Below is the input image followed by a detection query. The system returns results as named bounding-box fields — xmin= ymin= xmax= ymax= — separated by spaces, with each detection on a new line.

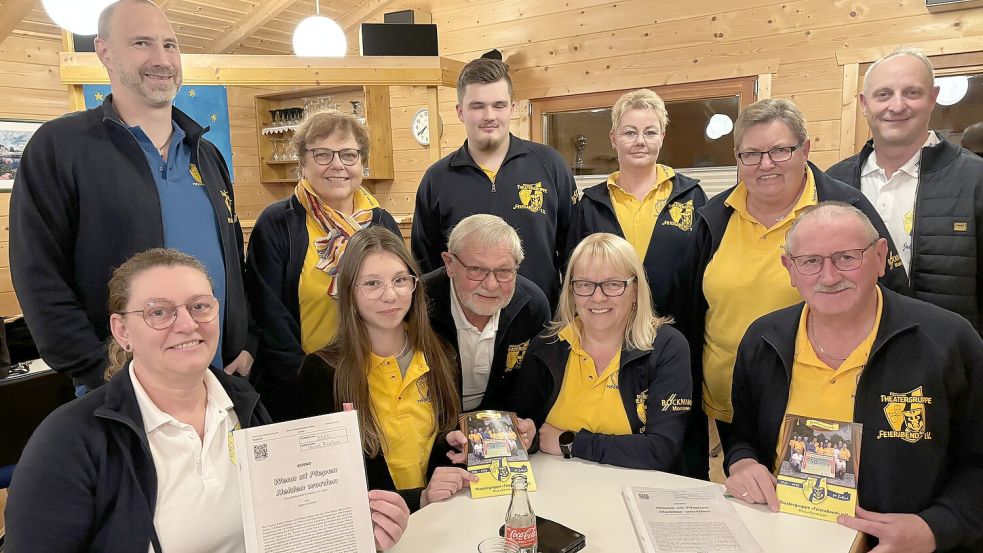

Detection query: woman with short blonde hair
xmin=510 ymin=233 xmax=692 ymax=471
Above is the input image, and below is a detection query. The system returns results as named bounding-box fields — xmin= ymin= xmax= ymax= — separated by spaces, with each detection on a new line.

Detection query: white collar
xmin=862 ymin=131 xmax=940 ymax=177
xmin=129 ymin=363 xmax=234 ymax=434
xmin=449 ymin=279 xmax=501 ymax=337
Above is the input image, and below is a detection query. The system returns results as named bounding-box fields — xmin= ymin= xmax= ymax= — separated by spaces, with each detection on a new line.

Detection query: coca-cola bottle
xmin=504 ymin=475 xmax=537 ymax=553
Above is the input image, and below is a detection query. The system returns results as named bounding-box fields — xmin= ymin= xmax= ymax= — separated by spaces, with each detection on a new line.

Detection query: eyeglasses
xmin=118 ymin=295 xmax=220 ymax=330
xmin=736 ymin=143 xmax=803 ymax=166
xmin=306 ymin=148 xmax=361 ymax=166
xmin=787 ymin=240 xmax=878 ymax=275
xmin=355 ymin=275 xmax=418 ymax=299
xmin=617 ymin=129 xmax=662 ymax=143
xmin=450 ymin=253 xmax=518 ymax=283
xmin=571 ymin=277 xmax=636 ymax=297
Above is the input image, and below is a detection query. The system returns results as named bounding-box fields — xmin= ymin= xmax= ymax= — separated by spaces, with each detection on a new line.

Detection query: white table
xmin=390 ymin=454 xmax=860 ymax=552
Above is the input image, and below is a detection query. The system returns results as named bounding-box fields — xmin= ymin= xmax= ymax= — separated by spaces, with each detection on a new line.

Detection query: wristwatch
xmin=559 ymin=430 xmax=576 ymax=459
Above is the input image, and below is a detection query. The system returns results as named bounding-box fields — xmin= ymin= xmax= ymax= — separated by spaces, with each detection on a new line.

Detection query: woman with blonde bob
xmin=296 ymin=226 xmax=475 ymax=511
xmin=5 ymin=248 xmax=411 ymax=552
xmin=509 ymin=233 xmax=692 ymax=471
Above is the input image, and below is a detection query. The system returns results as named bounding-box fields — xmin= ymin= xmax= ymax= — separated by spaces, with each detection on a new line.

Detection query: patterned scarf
xmin=294 ymin=178 xmax=378 ymax=297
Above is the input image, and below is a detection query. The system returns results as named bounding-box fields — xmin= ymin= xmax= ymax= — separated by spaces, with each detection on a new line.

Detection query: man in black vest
xmin=828 ymin=46 xmax=983 ymax=333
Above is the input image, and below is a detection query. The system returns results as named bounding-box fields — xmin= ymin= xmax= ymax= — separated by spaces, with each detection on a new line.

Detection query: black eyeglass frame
xmin=306 ymin=148 xmax=362 ymax=166
xmin=570 ymin=276 xmax=637 ymax=297
xmin=736 ymin=143 xmax=803 ymax=166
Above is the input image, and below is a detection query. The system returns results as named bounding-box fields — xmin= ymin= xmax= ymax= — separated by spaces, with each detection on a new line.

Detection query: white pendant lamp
xmin=705 ymin=113 xmax=734 ymax=140
xmin=42 ymin=0 xmax=116 ymax=36
xmin=936 ymin=76 xmax=969 ymax=107
xmin=293 ymin=0 xmax=347 ymax=57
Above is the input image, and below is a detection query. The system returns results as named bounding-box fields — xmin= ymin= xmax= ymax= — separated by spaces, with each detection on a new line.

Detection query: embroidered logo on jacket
xmin=661 ymin=200 xmax=694 ymax=231
xmin=504 ymin=340 xmax=529 ymax=372
xmin=635 ymin=390 xmax=648 ymax=431
xmin=514 ymin=182 xmax=547 ymax=214
xmin=220 ymin=189 xmax=238 ymax=223
xmin=189 ymin=163 xmax=204 ymax=186
xmin=660 ymin=393 xmax=692 ymax=412
xmin=878 ymin=386 xmax=931 ymax=443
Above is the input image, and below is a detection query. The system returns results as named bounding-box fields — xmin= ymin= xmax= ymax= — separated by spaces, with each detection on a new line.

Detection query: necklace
xmin=395 ymin=332 xmax=411 ymax=359
xmin=807 ymin=312 xmax=849 ymax=362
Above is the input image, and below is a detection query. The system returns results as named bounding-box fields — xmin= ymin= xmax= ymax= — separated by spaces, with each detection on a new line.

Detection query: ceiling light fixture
xmin=936 ymin=75 xmax=969 ymax=106
xmin=705 ymin=113 xmax=734 ymax=140
xmin=42 ymin=0 xmax=116 ymax=36
xmin=293 ymin=0 xmax=347 ymax=57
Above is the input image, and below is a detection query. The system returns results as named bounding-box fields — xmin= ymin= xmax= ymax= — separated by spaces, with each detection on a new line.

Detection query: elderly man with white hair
xmin=724 ymin=201 xmax=983 ymax=553
xmin=424 ymin=214 xmax=551 ymax=415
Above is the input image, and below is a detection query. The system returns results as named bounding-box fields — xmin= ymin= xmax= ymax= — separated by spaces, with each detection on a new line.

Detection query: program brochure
xmin=233 ymin=411 xmax=376 ymax=553
xmin=775 ymin=414 xmax=862 ymax=522
xmin=460 ymin=410 xmax=537 ymax=498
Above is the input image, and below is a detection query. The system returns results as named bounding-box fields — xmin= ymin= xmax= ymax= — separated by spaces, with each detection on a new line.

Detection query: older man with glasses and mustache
xmin=724 ymin=201 xmax=983 ymax=553
xmin=11 ymin=0 xmax=254 ymax=395
xmin=423 ymin=215 xmax=549 ymax=439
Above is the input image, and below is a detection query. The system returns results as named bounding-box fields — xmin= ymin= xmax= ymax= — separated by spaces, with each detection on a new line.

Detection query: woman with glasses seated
xmin=669 ymin=99 xmax=907 ymax=477
xmin=296 ymin=227 xmax=475 ymax=511
xmin=509 ymin=233 xmax=692 ymax=472
xmin=5 ymin=249 xmax=411 ymax=552
xmin=247 ymin=110 xmax=401 ymax=422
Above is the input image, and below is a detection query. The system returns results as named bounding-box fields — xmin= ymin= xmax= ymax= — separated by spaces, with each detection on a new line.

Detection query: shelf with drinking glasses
xmin=254 ymin=85 xmax=394 ymax=184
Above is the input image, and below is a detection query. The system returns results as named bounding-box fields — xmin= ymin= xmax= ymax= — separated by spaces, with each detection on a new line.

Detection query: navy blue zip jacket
xmin=10 ymin=96 xmax=252 ymax=390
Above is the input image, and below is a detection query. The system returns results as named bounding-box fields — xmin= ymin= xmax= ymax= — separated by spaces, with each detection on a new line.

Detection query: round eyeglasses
xmin=571 ymin=277 xmax=636 ymax=297
xmin=306 ymin=148 xmax=361 ymax=166
xmin=355 ymin=275 xmax=418 ymax=299
xmin=118 ymin=295 xmax=220 ymax=330
xmin=787 ymin=240 xmax=878 ymax=275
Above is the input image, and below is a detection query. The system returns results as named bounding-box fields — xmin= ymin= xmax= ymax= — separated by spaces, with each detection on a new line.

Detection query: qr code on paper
xmin=253 ymin=443 xmax=269 ymax=461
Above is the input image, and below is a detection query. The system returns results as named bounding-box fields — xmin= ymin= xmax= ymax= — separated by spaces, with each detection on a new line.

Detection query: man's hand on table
xmin=838 ymin=507 xmax=936 ymax=553
xmin=724 ymin=458 xmax=779 ymax=512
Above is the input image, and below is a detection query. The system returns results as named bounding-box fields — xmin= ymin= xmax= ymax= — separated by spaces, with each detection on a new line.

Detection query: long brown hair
xmin=316 ymin=227 xmax=460 ymax=457
xmin=105 ymin=248 xmax=214 ymax=381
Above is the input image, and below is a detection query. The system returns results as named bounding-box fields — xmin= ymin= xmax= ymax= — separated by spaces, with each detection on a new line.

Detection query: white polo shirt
xmin=449 ymin=280 xmax=500 ymax=411
xmin=130 ymin=366 xmax=244 ymax=553
xmin=860 ymin=131 xmax=940 ymax=272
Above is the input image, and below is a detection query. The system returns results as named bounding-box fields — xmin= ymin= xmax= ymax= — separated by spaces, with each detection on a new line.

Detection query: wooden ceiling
xmin=0 ymin=0 xmax=402 ymax=54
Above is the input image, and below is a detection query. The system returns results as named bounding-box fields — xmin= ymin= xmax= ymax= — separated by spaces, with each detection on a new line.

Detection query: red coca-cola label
xmin=505 ymin=525 xmax=538 ymax=547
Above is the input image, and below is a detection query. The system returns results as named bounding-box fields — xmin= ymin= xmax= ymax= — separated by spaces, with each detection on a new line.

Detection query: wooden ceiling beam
xmin=337 ymin=0 xmax=399 ymax=34
xmin=206 ymin=0 xmax=297 ymax=54
xmin=0 ymin=0 xmax=38 ymax=45
xmin=155 ymin=0 xmax=178 ymax=11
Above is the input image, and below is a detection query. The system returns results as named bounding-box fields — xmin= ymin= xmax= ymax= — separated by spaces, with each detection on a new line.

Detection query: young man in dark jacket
xmin=827 ymin=46 xmax=983 ymax=333
xmin=725 ymin=202 xmax=983 ymax=553
xmin=9 ymin=0 xmax=253 ymax=391
xmin=412 ymin=58 xmax=576 ymax=308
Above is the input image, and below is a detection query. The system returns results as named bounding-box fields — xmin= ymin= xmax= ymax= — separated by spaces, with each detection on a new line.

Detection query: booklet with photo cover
xmin=775 ymin=414 xmax=862 ymax=522
xmin=459 ymin=410 xmax=538 ymax=498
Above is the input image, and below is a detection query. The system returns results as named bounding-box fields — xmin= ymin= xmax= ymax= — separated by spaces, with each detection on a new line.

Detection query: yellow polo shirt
xmin=545 ymin=323 xmax=632 ymax=435
xmin=298 ymin=189 xmax=376 ymax=353
xmin=774 ymin=288 xmax=882 ymax=464
xmin=702 ymin=169 xmax=818 ymax=422
xmin=367 ymin=350 xmax=437 ymax=489
xmin=607 ymin=165 xmax=674 ymax=259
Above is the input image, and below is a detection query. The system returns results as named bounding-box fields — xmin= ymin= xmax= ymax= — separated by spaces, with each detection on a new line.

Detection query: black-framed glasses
xmin=736 ymin=143 xmax=803 ymax=166
xmin=571 ymin=277 xmax=636 ymax=297
xmin=118 ymin=295 xmax=220 ymax=330
xmin=787 ymin=240 xmax=878 ymax=275
xmin=355 ymin=275 xmax=418 ymax=299
xmin=450 ymin=253 xmax=518 ymax=283
xmin=306 ymin=148 xmax=361 ymax=166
